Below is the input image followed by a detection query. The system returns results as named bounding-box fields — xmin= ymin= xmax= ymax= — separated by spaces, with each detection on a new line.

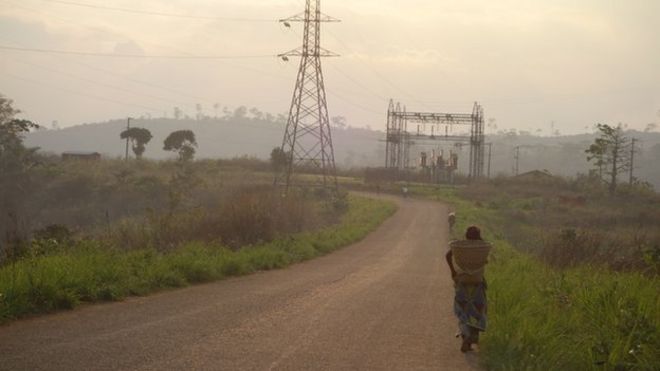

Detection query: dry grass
xmin=0 ymin=157 xmax=340 ymax=263
xmin=0 ymin=195 xmax=396 ymax=323
xmin=456 ymin=176 xmax=660 ymax=272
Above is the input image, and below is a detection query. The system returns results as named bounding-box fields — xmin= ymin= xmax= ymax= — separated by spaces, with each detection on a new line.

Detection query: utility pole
xmin=275 ymin=0 xmax=340 ymax=194
xmin=513 ymin=145 xmax=521 ymax=176
xmin=124 ymin=117 xmax=131 ymax=161
xmin=487 ymin=142 xmax=493 ymax=178
xmin=629 ymin=138 xmax=637 ymax=185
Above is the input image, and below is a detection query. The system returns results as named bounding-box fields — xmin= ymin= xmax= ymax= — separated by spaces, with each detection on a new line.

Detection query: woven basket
xmin=449 ymin=240 xmax=492 ymax=283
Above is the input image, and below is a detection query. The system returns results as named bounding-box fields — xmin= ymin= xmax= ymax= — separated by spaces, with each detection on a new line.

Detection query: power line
xmin=325 ymin=88 xmax=384 ymax=116
xmin=0 ymin=7 xmax=294 ymax=111
xmin=325 ymin=28 xmax=435 ymax=111
xmin=3 ymin=0 xmax=214 ymax=58
xmin=287 ymin=26 xmax=388 ymax=109
xmin=326 ymin=62 xmax=389 ymax=101
xmin=38 ymin=0 xmax=275 ymax=22
xmin=71 ymin=60 xmax=214 ymax=106
xmin=5 ymin=72 xmax=162 ymax=112
xmin=8 ymin=57 xmax=187 ymax=107
xmin=0 ymin=45 xmax=276 ymax=59
xmin=1 ymin=1 xmax=292 ymax=105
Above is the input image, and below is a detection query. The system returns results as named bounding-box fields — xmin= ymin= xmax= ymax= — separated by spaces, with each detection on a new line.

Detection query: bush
xmin=0 ymin=195 xmax=396 ymax=323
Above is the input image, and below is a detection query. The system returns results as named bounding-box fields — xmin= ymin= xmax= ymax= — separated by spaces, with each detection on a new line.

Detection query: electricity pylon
xmin=274 ymin=0 xmax=340 ymax=194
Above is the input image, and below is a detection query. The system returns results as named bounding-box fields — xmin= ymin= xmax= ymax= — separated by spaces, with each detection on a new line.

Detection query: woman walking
xmin=446 ymin=226 xmax=491 ymax=352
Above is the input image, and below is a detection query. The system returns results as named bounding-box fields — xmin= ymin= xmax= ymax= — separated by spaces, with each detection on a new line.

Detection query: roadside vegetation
xmin=390 ymin=177 xmax=660 ymax=370
xmin=441 ymin=182 xmax=660 ymax=370
xmin=0 ymin=155 xmax=396 ymax=323
xmin=0 ymin=193 xmax=395 ymax=323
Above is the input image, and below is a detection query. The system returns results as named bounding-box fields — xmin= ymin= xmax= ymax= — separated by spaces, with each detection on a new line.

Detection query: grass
xmin=416 ymin=183 xmax=660 ymax=370
xmin=457 ymin=176 xmax=660 ymax=271
xmin=483 ymin=247 xmax=659 ymax=370
xmin=0 ymin=195 xmax=397 ymax=324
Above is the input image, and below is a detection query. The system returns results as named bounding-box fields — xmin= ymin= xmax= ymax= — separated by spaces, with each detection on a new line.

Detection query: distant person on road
xmin=448 ymin=212 xmax=456 ymax=232
xmin=402 ymin=186 xmax=408 ymax=198
xmin=445 ymin=226 xmax=491 ymax=352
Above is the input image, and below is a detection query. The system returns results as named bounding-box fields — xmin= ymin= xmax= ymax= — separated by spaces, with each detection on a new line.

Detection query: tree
xmin=120 ymin=127 xmax=152 ymax=159
xmin=249 ymin=107 xmax=263 ymax=120
xmin=0 ymin=95 xmax=19 ymax=123
xmin=585 ymin=123 xmax=631 ymax=194
xmin=1 ymin=97 xmax=40 ymax=169
xmin=164 ymin=130 xmax=197 ymax=161
xmin=585 ymin=138 xmax=607 ymax=180
xmin=0 ymin=95 xmax=40 ymax=260
xmin=331 ymin=116 xmax=347 ymax=129
xmin=233 ymin=106 xmax=247 ymax=119
xmin=173 ymin=107 xmax=182 ymax=120
xmin=270 ymin=147 xmax=289 ymax=173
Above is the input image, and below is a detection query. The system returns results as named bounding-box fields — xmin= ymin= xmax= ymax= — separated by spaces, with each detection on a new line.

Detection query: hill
xmin=25 ymin=116 xmax=385 ymax=168
xmin=25 ymin=117 xmax=660 ymax=189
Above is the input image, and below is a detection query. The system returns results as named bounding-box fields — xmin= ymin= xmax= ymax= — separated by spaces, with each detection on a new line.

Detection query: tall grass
xmin=0 ymin=195 xmax=396 ymax=324
xmin=424 ymin=184 xmax=660 ymax=370
xmin=483 ymin=241 xmax=659 ymax=370
xmin=105 ymin=186 xmax=319 ymax=251
xmin=454 ymin=176 xmax=660 ymax=271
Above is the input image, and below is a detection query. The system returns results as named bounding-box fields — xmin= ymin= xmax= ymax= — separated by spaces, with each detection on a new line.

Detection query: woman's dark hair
xmin=465 ymin=225 xmax=482 ymax=240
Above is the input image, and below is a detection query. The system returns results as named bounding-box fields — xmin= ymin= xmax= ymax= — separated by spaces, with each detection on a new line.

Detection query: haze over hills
xmin=25 ymin=114 xmax=386 ymax=167
xmin=25 ymin=115 xmax=660 ymax=189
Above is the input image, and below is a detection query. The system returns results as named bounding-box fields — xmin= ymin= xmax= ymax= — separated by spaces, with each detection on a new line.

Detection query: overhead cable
xmin=39 ymin=0 xmax=275 ymax=22
xmin=0 ymin=45 xmax=276 ymax=59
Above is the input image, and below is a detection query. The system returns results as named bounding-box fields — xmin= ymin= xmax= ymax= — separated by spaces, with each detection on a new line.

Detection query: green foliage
xmin=29 ymin=225 xmax=75 ymax=257
xmin=120 ymin=127 xmax=153 ymax=159
xmin=0 ymin=95 xmax=20 ymax=123
xmin=0 ymin=95 xmax=41 ymax=262
xmin=0 ymin=195 xmax=396 ymax=323
xmin=163 ymin=130 xmax=197 ymax=161
xmin=482 ymin=242 xmax=659 ymax=370
xmin=270 ymin=146 xmax=288 ymax=173
xmin=423 ymin=183 xmax=660 ymax=370
xmin=585 ymin=123 xmax=632 ymax=194
xmin=329 ymin=190 xmax=350 ymax=214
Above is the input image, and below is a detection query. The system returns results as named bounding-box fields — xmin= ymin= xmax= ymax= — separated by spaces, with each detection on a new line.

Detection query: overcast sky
xmin=1 ymin=0 xmax=659 ymax=134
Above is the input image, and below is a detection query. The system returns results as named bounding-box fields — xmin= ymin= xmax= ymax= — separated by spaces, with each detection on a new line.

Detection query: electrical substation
xmin=384 ymin=100 xmax=487 ymax=183
xmin=273 ymin=0 xmax=488 ymax=188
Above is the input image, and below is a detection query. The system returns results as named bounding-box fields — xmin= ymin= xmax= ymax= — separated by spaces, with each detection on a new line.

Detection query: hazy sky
xmin=1 ymin=0 xmax=659 ymax=134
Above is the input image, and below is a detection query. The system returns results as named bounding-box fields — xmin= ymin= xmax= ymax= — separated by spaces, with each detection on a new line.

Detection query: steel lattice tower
xmin=275 ymin=0 xmax=339 ymax=193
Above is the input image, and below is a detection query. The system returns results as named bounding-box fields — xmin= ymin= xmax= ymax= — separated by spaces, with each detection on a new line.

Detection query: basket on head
xmin=449 ymin=240 xmax=492 ymax=283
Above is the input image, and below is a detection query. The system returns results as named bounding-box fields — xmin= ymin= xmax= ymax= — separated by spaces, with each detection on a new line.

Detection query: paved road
xmin=0 ymin=195 xmax=480 ymax=370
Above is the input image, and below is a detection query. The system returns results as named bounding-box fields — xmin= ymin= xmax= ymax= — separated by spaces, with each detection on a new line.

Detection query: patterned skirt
xmin=453 ymin=281 xmax=487 ymax=343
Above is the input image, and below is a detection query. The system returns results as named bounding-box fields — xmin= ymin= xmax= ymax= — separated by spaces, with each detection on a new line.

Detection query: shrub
xmin=0 ymin=195 xmax=397 ymax=323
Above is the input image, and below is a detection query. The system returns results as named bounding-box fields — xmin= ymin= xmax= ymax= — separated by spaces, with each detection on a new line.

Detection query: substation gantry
xmin=384 ymin=100 xmax=486 ymax=180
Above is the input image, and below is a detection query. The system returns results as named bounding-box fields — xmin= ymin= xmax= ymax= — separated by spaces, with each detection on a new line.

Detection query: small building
xmin=61 ymin=151 xmax=101 ymax=161
xmin=515 ymin=169 xmax=555 ymax=181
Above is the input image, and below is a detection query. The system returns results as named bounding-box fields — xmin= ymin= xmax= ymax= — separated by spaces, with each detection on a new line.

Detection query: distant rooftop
xmin=516 ymin=169 xmax=555 ymax=179
xmin=62 ymin=151 xmax=100 ymax=155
